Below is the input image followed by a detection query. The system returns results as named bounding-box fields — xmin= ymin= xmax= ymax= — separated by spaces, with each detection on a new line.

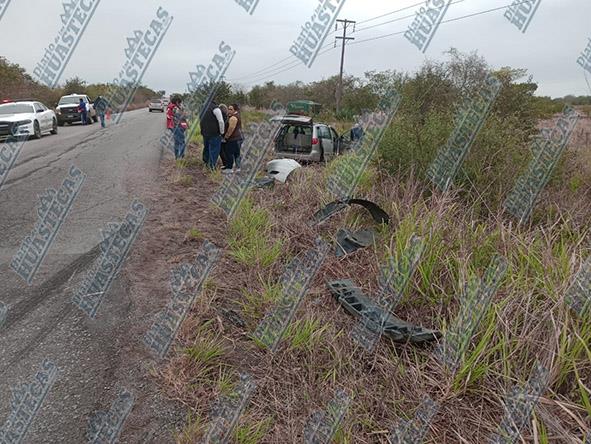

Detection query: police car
xmin=0 ymin=99 xmax=58 ymax=139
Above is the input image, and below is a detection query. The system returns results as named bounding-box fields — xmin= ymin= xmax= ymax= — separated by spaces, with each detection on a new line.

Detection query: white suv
xmin=0 ymin=100 xmax=58 ymax=139
xmin=55 ymin=94 xmax=97 ymax=125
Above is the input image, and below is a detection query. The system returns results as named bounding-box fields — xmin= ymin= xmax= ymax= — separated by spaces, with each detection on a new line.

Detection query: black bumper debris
xmin=327 ymin=279 xmax=440 ymax=344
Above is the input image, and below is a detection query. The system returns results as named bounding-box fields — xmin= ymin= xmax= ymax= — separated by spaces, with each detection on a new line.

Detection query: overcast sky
xmin=1 ymin=0 xmax=590 ymax=98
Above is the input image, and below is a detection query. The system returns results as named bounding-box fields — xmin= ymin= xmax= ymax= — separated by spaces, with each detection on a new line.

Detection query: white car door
xmin=34 ymin=103 xmax=48 ymax=131
xmin=39 ymin=103 xmax=52 ymax=130
xmin=317 ymin=125 xmax=334 ymax=158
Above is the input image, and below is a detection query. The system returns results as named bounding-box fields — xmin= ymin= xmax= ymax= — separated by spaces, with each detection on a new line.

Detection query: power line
xmin=354 ymin=0 xmax=468 ymax=34
xmin=349 ymin=0 xmax=530 ymax=46
xmin=228 ymin=2 xmax=429 ymax=82
xmin=232 ymin=0 xmax=526 ymax=85
xmin=355 ymin=0 xmax=427 ymax=26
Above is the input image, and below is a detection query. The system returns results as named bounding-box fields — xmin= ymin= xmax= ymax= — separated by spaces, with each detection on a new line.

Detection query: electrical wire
xmin=228 ymin=2 xmax=431 ymax=82
xmin=232 ymin=0 xmax=527 ymax=85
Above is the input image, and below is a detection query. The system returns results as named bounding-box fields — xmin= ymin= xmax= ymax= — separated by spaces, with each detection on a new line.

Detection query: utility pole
xmin=335 ymin=19 xmax=355 ymax=115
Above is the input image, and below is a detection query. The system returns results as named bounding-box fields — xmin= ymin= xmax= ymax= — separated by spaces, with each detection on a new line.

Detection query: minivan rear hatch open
xmin=270 ymin=114 xmax=313 ymax=125
xmin=273 ymin=114 xmax=314 ymax=154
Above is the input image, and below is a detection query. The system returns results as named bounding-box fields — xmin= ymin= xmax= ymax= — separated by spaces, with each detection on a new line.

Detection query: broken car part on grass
xmin=252 ymin=176 xmax=275 ymax=189
xmin=312 ymin=198 xmax=390 ymax=225
xmin=266 ymin=158 xmax=302 ymax=183
xmin=327 ymin=279 xmax=440 ymax=344
xmin=335 ymin=228 xmax=376 ymax=257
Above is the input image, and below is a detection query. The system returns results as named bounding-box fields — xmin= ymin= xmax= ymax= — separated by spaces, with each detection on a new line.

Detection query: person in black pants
xmin=218 ymin=104 xmax=229 ymax=169
xmin=222 ymin=104 xmax=243 ymax=172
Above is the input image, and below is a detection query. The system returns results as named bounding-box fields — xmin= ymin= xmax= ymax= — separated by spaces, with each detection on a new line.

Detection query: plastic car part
xmin=312 ymin=198 xmax=390 ymax=225
xmin=252 ymin=177 xmax=275 ymax=189
xmin=335 ymin=228 xmax=376 ymax=257
xmin=327 ymin=279 xmax=440 ymax=344
xmin=266 ymin=159 xmax=302 ymax=183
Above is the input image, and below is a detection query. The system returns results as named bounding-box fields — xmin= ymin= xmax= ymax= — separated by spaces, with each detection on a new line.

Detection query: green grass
xmin=233 ymin=417 xmax=274 ymax=444
xmin=285 ymin=317 xmax=329 ymax=352
xmin=228 ymin=199 xmax=283 ymax=268
xmin=240 ymin=279 xmax=283 ymax=322
xmin=186 ymin=227 xmax=203 ymax=241
xmin=184 ymin=322 xmax=227 ymax=378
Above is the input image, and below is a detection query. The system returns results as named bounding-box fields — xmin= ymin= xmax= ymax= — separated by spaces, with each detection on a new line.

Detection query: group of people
xmin=166 ymin=94 xmax=243 ymax=172
xmin=77 ymin=96 xmax=110 ymax=128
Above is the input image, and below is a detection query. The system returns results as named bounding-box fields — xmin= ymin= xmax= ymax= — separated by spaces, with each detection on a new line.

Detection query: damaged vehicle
xmin=271 ymin=114 xmax=351 ymax=163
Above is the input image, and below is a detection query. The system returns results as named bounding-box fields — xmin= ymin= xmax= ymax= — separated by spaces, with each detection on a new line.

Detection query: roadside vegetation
xmin=157 ymin=49 xmax=590 ymax=443
xmin=0 ymin=56 xmax=159 ymax=108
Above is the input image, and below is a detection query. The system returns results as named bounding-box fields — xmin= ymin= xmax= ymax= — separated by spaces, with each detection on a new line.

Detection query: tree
xmin=63 ymin=77 xmax=87 ymax=95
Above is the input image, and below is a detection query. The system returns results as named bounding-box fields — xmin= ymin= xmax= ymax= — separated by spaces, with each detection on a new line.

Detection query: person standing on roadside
xmin=218 ymin=104 xmax=229 ymax=170
xmin=165 ymin=97 xmax=178 ymax=152
xmin=171 ymin=95 xmax=188 ymax=159
xmin=222 ymin=103 xmax=243 ymax=173
xmin=78 ymin=98 xmax=88 ymax=125
xmin=200 ymin=100 xmax=225 ymax=170
xmin=93 ymin=96 xmax=109 ymax=128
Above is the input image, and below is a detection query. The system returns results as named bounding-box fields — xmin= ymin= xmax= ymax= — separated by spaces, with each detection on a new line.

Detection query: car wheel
xmin=51 ymin=118 xmax=58 ymax=134
xmin=33 ymin=121 xmax=42 ymax=139
xmin=149 ymin=109 xmax=153 ymax=112
xmin=92 ymin=115 xmax=98 ymax=123
xmin=58 ymin=121 xmax=64 ymax=127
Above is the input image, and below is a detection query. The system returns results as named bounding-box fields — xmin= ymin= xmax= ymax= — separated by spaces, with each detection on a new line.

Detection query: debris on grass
xmin=335 ymin=228 xmax=376 ymax=257
xmin=327 ymin=279 xmax=440 ymax=344
xmin=312 ymin=198 xmax=390 ymax=225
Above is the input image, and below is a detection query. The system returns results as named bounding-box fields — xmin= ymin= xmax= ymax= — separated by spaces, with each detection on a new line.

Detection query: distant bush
xmin=376 ymin=51 xmax=542 ymax=216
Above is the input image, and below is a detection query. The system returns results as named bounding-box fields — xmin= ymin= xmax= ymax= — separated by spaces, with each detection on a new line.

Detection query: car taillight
xmin=312 ymin=137 xmax=319 ymax=145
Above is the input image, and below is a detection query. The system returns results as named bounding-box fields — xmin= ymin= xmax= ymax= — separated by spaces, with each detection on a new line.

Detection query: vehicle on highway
xmin=55 ymin=94 xmax=97 ymax=125
xmin=0 ymin=100 xmax=58 ymax=139
xmin=162 ymin=97 xmax=170 ymax=107
xmin=271 ymin=114 xmax=349 ymax=162
xmin=149 ymin=98 xmax=165 ymax=112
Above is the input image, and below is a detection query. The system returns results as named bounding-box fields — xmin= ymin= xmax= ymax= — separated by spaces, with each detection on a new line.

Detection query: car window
xmin=330 ymin=128 xmax=339 ymax=140
xmin=58 ymin=96 xmax=81 ymax=105
xmin=0 ymin=103 xmax=35 ymax=114
xmin=317 ymin=125 xmax=331 ymax=139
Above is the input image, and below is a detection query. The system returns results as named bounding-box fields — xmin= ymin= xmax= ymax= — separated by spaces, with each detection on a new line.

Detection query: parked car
xmin=272 ymin=114 xmax=349 ymax=162
xmin=149 ymin=98 xmax=165 ymax=112
xmin=0 ymin=100 xmax=58 ymax=139
xmin=55 ymin=94 xmax=97 ymax=125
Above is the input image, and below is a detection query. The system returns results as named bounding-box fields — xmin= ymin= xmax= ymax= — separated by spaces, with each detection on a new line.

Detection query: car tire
xmin=32 ymin=121 xmax=42 ymax=139
xmin=149 ymin=109 xmax=153 ymax=112
xmin=58 ymin=121 xmax=64 ymax=127
xmin=92 ymin=115 xmax=98 ymax=123
xmin=51 ymin=118 xmax=58 ymax=134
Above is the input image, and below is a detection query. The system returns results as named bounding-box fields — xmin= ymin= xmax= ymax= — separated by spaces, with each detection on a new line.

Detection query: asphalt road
xmin=0 ymin=109 xmax=181 ymax=443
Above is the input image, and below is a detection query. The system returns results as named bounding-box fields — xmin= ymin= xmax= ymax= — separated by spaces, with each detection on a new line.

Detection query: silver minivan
xmin=272 ymin=115 xmax=347 ymax=162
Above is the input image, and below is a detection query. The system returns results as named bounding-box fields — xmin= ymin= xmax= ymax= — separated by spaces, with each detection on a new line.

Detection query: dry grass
xmin=150 ymin=136 xmax=590 ymax=443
